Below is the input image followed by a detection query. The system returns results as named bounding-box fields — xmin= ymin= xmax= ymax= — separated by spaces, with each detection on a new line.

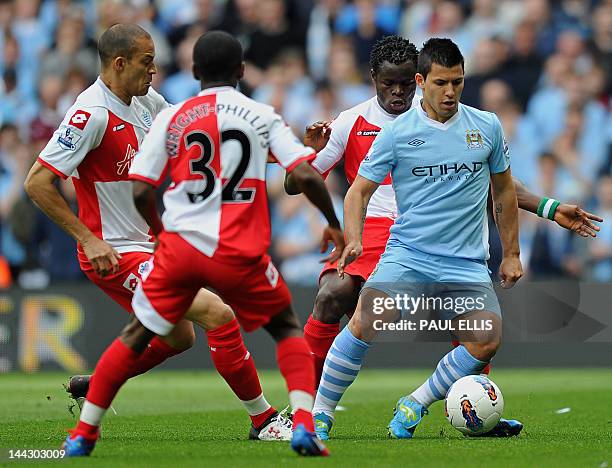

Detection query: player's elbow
xmin=23 ymin=168 xmax=44 ymax=202
xmin=291 ymin=162 xmax=323 ymax=192
xmin=132 ymin=186 xmax=151 ymax=211
xmin=347 ymin=177 xmax=376 ymax=207
xmin=284 ymin=172 xmax=301 ymax=196
xmin=132 ymin=181 xmax=157 ymax=219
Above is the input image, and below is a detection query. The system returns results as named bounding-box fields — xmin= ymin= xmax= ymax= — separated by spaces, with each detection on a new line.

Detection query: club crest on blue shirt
xmin=142 ymin=110 xmax=152 ymax=127
xmin=465 ymin=129 xmax=483 ymax=149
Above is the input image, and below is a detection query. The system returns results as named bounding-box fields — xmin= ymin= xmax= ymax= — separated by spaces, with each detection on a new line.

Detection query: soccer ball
xmin=445 ymin=375 xmax=504 ymax=435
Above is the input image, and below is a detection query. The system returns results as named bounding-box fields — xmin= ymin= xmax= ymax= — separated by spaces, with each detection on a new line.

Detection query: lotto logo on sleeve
xmin=69 ymin=110 xmax=91 ymax=130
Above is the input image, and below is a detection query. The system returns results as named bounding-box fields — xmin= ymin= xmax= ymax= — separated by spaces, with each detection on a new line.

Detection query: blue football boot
xmin=291 ymin=424 xmax=330 ymax=457
xmin=61 ymin=434 xmax=96 ymax=457
xmin=313 ymin=412 xmax=333 ymax=441
xmin=479 ymin=418 xmax=523 ymax=437
xmin=388 ymin=396 xmax=428 ymax=439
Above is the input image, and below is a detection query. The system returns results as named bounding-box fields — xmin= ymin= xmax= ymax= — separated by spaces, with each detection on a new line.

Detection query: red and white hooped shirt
xmin=311 ymin=94 xmax=421 ymax=219
xmin=129 ymin=86 xmax=315 ymax=260
xmin=38 ymin=78 xmax=169 ymax=254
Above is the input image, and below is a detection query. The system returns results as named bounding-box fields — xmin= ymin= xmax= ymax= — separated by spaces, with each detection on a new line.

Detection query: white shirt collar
xmin=198 ymin=86 xmax=235 ymax=96
xmin=96 ymin=77 xmax=131 ymax=108
xmin=372 ymin=96 xmax=397 ymax=119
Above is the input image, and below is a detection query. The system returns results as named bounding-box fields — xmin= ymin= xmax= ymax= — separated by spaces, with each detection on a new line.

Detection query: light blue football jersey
xmin=358 ymin=102 xmax=510 ymax=261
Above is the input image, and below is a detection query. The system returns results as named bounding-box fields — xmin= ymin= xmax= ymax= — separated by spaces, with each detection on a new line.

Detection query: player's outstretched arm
xmin=24 ymin=162 xmax=121 ymax=277
xmin=513 ymin=177 xmax=603 ymax=238
xmin=338 ymin=175 xmax=379 ymax=278
xmin=132 ymin=181 xmax=164 ymax=236
xmin=491 ymin=170 xmax=523 ymax=289
xmin=289 ymin=161 xmax=344 ymax=262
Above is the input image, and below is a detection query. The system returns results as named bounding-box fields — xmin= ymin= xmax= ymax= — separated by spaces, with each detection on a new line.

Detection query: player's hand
xmin=337 ymin=241 xmax=362 ymax=279
xmin=81 ymin=235 xmax=122 ymax=278
xmin=499 ymin=255 xmax=523 ymax=289
xmin=304 ymin=121 xmax=331 ymax=153
xmin=320 ymin=225 xmax=345 ymax=264
xmin=553 ymin=204 xmax=603 ymax=238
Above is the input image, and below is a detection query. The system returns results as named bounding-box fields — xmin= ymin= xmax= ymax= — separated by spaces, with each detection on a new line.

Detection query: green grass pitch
xmin=1 ymin=369 xmax=611 ymax=467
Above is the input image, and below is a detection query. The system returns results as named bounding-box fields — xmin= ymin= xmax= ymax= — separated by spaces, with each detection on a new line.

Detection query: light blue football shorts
xmin=362 ymin=239 xmax=501 ymax=320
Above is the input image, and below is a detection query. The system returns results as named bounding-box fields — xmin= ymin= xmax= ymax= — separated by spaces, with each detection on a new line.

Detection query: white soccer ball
xmin=445 ymin=375 xmax=504 ymax=435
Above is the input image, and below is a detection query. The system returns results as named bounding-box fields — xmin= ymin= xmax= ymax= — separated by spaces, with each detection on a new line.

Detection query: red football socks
xmin=130 ymin=336 xmax=183 ymax=377
xmin=303 ymin=315 xmax=339 ymax=387
xmin=207 ymin=319 xmax=274 ymax=427
xmin=73 ymin=338 xmax=140 ymax=439
xmin=276 ymin=336 xmax=315 ymax=432
xmin=293 ymin=409 xmax=314 ymax=432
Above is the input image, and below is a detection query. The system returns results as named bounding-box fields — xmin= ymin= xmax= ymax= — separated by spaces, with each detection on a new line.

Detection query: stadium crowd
xmin=0 ymin=0 xmax=610 ymax=287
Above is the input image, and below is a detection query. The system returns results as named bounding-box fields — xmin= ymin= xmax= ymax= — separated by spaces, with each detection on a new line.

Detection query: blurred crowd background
xmin=0 ymin=0 xmax=610 ymax=288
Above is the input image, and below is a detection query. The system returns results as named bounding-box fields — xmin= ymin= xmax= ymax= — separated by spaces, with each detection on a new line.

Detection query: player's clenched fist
xmin=499 ymin=255 xmax=523 ymax=289
xmin=337 ymin=241 xmax=363 ymax=278
xmin=81 ymin=235 xmax=122 ymax=278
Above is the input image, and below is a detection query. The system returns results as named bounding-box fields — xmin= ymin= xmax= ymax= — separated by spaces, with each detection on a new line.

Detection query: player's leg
xmin=262 ymin=305 xmax=328 ymax=456
xmin=451 ymin=339 xmax=491 ymax=375
xmin=305 ymin=217 xmax=392 ymax=388
xmin=303 ymin=271 xmax=361 ymax=386
xmin=64 ymin=236 xmax=207 ymax=456
xmin=210 ymin=253 xmax=327 ymax=455
xmin=409 ymin=310 xmax=501 ymax=409
xmin=63 ymin=316 xmax=157 ymax=456
xmin=312 ymin=286 xmax=396 ymax=440
xmin=455 ymin=313 xmax=522 ymax=437
xmin=67 ymin=254 xmax=195 ymax=407
xmin=81 ymin=252 xmax=198 ymax=366
xmin=389 ymin=278 xmax=503 ymax=440
xmin=185 ymin=289 xmax=289 ymax=440
xmin=263 ymin=306 xmax=314 ymax=428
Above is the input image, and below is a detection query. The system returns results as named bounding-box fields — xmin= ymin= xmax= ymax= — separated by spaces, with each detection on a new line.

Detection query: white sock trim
xmin=241 ymin=393 xmax=271 ymax=416
xmin=80 ymin=401 xmax=106 ymax=427
xmin=289 ymin=389 xmax=314 ymax=413
xmin=312 ymin=393 xmax=336 ymax=418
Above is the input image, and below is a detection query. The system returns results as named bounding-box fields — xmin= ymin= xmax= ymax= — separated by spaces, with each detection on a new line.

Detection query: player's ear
xmin=415 ymin=73 xmax=426 ymax=90
xmin=370 ymin=68 xmax=376 ymax=83
xmin=192 ymin=64 xmax=200 ymax=81
xmin=238 ymin=61 xmax=245 ymax=80
xmin=114 ymin=56 xmax=127 ymax=72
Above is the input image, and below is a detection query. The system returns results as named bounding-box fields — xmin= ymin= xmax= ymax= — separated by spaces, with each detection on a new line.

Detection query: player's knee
xmin=469 ymin=339 xmax=500 ymax=362
xmin=347 ymin=311 xmax=367 ymax=341
xmin=120 ymin=317 xmax=154 ymax=353
xmin=264 ymin=307 xmax=302 ymax=342
xmin=178 ymin=324 xmax=197 ymax=350
xmin=313 ymin=289 xmax=347 ymax=323
xmin=185 ymin=290 xmax=236 ymax=330
xmin=202 ymin=295 xmax=235 ymax=329
xmin=313 ymin=275 xmax=358 ymax=323
xmin=165 ymin=321 xmax=196 ymax=351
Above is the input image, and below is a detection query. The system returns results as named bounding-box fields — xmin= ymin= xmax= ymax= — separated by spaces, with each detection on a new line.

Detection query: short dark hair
xmin=417 ymin=38 xmax=464 ymax=78
xmin=193 ymin=31 xmax=243 ymax=82
xmin=370 ymin=35 xmax=419 ymax=74
xmin=98 ymin=24 xmax=151 ymax=67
